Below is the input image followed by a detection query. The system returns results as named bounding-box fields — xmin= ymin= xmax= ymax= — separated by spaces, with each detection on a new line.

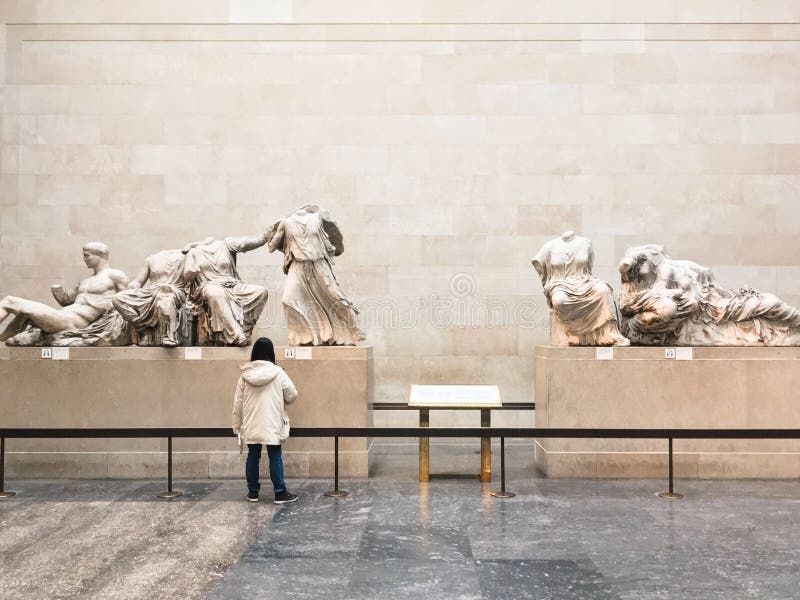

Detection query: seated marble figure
xmin=533 ymin=231 xmax=629 ymax=346
xmin=618 ymin=244 xmax=800 ymax=346
xmin=182 ymin=233 xmax=270 ymax=346
xmin=113 ymin=248 xmax=192 ymax=347
xmin=0 ymin=242 xmax=131 ymax=346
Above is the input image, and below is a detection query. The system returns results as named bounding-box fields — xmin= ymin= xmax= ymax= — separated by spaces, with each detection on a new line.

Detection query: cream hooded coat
xmin=232 ymin=360 xmax=298 ymax=445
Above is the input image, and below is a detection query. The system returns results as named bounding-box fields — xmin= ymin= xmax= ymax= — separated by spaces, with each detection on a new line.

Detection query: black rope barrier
xmin=2 ymin=427 xmax=800 ymax=501
xmin=3 ymin=427 xmax=800 ymax=439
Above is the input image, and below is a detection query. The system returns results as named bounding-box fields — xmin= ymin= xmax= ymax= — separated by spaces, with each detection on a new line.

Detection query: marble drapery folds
xmin=267 ymin=206 xmax=364 ymax=346
xmin=182 ymin=236 xmax=269 ymax=347
xmin=533 ymin=232 xmax=629 ymax=346
xmin=618 ymin=245 xmax=800 ymax=346
xmin=112 ymin=249 xmax=191 ymax=347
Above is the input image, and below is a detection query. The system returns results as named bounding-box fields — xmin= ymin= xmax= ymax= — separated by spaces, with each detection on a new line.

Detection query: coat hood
xmin=240 ymin=360 xmax=282 ymax=386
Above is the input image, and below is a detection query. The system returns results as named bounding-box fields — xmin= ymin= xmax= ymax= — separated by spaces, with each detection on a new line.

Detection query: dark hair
xmin=250 ymin=337 xmax=276 ymax=363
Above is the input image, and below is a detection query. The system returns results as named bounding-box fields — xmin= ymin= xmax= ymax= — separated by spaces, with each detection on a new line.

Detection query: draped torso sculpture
xmin=267 ymin=206 xmax=364 ymax=346
xmin=619 ymin=244 xmax=800 ymax=346
xmin=182 ymin=233 xmax=269 ymax=346
xmin=0 ymin=242 xmax=131 ymax=346
xmin=533 ymin=232 xmax=629 ymax=346
xmin=113 ymin=249 xmax=190 ymax=347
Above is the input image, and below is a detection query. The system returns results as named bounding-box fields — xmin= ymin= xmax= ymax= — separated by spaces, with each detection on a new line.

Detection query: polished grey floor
xmin=2 ymin=442 xmax=800 ymax=599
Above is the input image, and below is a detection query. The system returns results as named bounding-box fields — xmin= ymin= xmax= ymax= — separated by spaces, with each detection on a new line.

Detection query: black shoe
xmin=247 ymin=491 xmax=259 ymax=502
xmin=274 ymin=490 xmax=298 ymax=505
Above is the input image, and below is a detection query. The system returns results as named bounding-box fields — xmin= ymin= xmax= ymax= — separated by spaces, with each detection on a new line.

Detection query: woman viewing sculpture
xmin=532 ymin=231 xmax=629 ymax=346
xmin=0 ymin=242 xmax=131 ymax=346
xmin=182 ymin=232 xmax=271 ymax=346
xmin=267 ymin=205 xmax=364 ymax=346
xmin=233 ymin=337 xmax=298 ymax=504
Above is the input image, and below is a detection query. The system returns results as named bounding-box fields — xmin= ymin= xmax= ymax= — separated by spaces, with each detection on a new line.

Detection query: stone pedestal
xmin=535 ymin=346 xmax=800 ymax=479
xmin=0 ymin=346 xmax=373 ymax=479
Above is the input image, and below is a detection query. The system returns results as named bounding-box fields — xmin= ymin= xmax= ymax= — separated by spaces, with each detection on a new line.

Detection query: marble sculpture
xmin=182 ymin=234 xmax=270 ymax=346
xmin=533 ymin=231 xmax=629 ymax=346
xmin=113 ymin=249 xmax=191 ymax=347
xmin=267 ymin=205 xmax=364 ymax=346
xmin=0 ymin=242 xmax=132 ymax=346
xmin=618 ymin=244 xmax=800 ymax=346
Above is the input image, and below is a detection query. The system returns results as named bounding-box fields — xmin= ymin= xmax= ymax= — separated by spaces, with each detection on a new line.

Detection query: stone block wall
xmin=1 ymin=2 xmax=798 ymax=427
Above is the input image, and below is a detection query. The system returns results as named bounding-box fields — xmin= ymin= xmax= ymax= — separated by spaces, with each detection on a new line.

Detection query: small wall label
xmin=595 ymin=347 xmax=614 ymax=360
xmin=184 ymin=347 xmax=202 ymax=360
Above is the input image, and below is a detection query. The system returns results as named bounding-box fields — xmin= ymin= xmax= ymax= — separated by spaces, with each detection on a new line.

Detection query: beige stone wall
xmin=1 ymin=3 xmax=799 ymax=428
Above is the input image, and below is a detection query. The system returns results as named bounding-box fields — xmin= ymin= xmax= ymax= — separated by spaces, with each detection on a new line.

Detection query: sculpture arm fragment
xmin=227 ymin=226 xmax=273 ymax=254
xmin=50 ymin=283 xmax=78 ymax=306
xmin=127 ymin=264 xmax=151 ymax=290
xmin=266 ymin=220 xmax=285 ymax=253
xmin=109 ymin=269 xmax=130 ymax=292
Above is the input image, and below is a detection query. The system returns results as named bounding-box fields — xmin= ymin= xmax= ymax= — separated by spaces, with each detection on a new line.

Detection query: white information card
xmin=595 ymin=347 xmax=614 ymax=361
xmin=52 ymin=347 xmax=69 ymax=360
xmin=184 ymin=347 xmax=202 ymax=360
xmin=295 ymin=347 xmax=313 ymax=360
xmin=409 ymin=384 xmax=501 ymax=408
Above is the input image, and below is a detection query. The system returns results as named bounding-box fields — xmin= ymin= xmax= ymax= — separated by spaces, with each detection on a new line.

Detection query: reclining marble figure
xmin=618 ymin=244 xmax=800 ymax=346
xmin=267 ymin=205 xmax=364 ymax=346
xmin=113 ymin=249 xmax=192 ymax=347
xmin=532 ymin=231 xmax=629 ymax=346
xmin=182 ymin=234 xmax=270 ymax=346
xmin=0 ymin=242 xmax=131 ymax=346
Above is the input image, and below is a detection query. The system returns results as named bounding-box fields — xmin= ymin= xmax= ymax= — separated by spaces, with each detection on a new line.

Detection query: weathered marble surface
xmin=619 ymin=244 xmax=800 ymax=346
xmin=533 ymin=232 xmax=629 ymax=347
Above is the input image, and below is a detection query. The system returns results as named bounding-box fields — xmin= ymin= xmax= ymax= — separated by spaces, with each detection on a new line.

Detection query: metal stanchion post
xmin=158 ymin=436 xmax=182 ymax=499
xmin=324 ymin=436 xmax=349 ymax=497
xmin=0 ymin=437 xmax=16 ymax=499
xmin=480 ymin=409 xmax=491 ymax=482
xmin=491 ymin=437 xmax=515 ymax=498
xmin=658 ymin=436 xmax=684 ymax=500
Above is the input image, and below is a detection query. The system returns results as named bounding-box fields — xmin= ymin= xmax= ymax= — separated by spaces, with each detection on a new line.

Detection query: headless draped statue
xmin=267 ymin=205 xmax=364 ymax=346
xmin=532 ymin=232 xmax=629 ymax=346
xmin=113 ymin=249 xmax=191 ymax=347
xmin=0 ymin=242 xmax=131 ymax=346
xmin=619 ymin=244 xmax=800 ymax=346
xmin=182 ymin=233 xmax=270 ymax=346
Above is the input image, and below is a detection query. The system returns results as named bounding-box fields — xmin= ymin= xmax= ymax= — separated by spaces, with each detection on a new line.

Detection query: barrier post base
xmin=490 ymin=490 xmax=516 ymax=498
xmin=0 ymin=491 xmax=16 ymax=499
xmin=324 ymin=489 xmax=349 ymax=497
xmin=157 ymin=490 xmax=183 ymax=499
xmin=657 ymin=492 xmax=684 ymax=500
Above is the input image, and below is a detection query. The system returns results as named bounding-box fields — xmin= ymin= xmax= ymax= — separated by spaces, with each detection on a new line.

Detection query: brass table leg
xmin=419 ymin=409 xmax=430 ymax=482
xmin=480 ymin=408 xmax=491 ymax=482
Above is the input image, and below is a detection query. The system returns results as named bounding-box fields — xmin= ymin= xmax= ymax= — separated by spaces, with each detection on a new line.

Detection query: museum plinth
xmin=0 ymin=345 xmax=373 ymax=478
xmin=535 ymin=346 xmax=800 ymax=479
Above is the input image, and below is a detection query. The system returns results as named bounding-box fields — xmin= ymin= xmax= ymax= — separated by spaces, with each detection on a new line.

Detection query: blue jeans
xmin=246 ymin=444 xmax=286 ymax=494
